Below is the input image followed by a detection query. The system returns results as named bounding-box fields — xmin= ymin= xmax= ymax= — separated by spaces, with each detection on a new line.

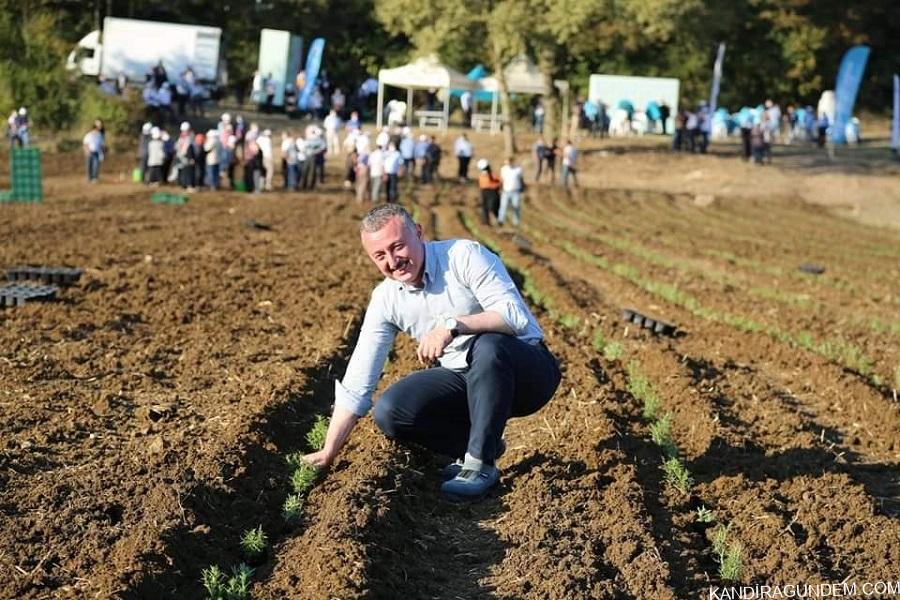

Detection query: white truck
xmin=66 ymin=17 xmax=225 ymax=85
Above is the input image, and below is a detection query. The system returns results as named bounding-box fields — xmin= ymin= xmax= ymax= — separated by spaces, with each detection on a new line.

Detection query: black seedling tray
xmin=7 ymin=266 xmax=82 ymax=286
xmin=621 ymin=308 xmax=677 ymax=337
xmin=0 ymin=283 xmax=58 ymax=307
xmin=798 ymin=263 xmax=825 ymax=275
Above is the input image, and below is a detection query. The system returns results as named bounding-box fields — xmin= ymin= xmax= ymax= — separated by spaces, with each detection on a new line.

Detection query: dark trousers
xmin=457 ymin=156 xmax=471 ymax=180
xmin=385 ymin=173 xmax=399 ymax=202
xmin=301 ymin=159 xmax=316 ymax=190
xmin=86 ymin=152 xmax=100 ymax=181
xmin=373 ymin=333 xmax=561 ymax=463
xmin=741 ymin=127 xmax=752 ymax=159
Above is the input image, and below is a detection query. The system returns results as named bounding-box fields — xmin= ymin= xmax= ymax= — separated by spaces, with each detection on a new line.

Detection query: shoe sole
xmin=441 ymin=487 xmax=495 ymax=503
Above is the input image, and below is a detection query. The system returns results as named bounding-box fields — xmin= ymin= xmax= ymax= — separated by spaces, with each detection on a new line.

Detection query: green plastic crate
xmin=10 ymin=148 xmax=42 ymax=202
xmin=151 ymin=192 xmax=188 ymax=205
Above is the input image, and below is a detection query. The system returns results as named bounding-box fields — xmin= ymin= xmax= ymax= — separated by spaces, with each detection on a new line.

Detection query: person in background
xmin=477 ymin=158 xmax=501 ymax=226
xmin=561 ymin=139 xmax=578 ymax=189
xmin=203 ymin=130 xmax=222 ymax=190
xmin=383 ymin=142 xmax=402 ymax=203
xmin=174 ymin=121 xmax=196 ymax=192
xmin=324 ymin=109 xmax=342 ymax=156
xmin=258 ymin=128 xmax=274 ymax=191
xmin=13 ymin=107 xmax=30 ymax=147
xmin=355 ymin=152 xmax=370 ymax=203
xmin=192 ymin=130 xmax=206 ymax=189
xmin=532 ymin=135 xmax=547 ymax=183
xmin=399 ymin=127 xmax=416 ymax=180
xmin=460 ymin=90 xmax=473 ymax=128
xmin=137 ymin=122 xmax=152 ymax=183
xmin=347 ymin=110 xmax=361 ymax=133
xmin=83 ymin=119 xmax=105 ymax=183
xmin=543 ymin=138 xmax=559 ymax=183
xmin=498 ymin=156 xmax=524 ymax=228
xmin=369 ymin=144 xmax=385 ymax=202
xmin=424 ymin=135 xmax=442 ymax=184
xmin=659 ymin=101 xmax=671 ymax=135
xmin=146 ymin=127 xmax=165 ymax=186
xmin=454 ymin=133 xmax=473 ymax=183
xmin=414 ymin=134 xmax=429 ymax=183
xmin=282 ymin=130 xmax=299 ymax=191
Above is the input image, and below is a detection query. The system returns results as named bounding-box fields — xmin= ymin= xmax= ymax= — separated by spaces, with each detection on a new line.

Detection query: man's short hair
xmin=360 ymin=204 xmax=416 ymax=233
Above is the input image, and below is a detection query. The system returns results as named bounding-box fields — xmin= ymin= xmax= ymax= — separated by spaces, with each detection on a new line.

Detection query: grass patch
xmin=558 ymin=313 xmax=580 ymax=329
xmin=603 ymin=342 xmax=624 ymax=361
xmin=305 ymin=415 xmax=329 ymax=452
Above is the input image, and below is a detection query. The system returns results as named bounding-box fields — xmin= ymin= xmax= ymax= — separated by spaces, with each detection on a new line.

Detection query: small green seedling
xmin=240 ymin=525 xmax=268 ymax=561
xmin=649 ymin=413 xmax=677 ymax=458
xmin=696 ymin=505 xmax=716 ymax=523
xmin=306 ymin=414 xmax=329 ymax=451
xmin=282 ymin=493 xmax=304 ymax=523
xmin=603 ymin=341 xmax=623 ymax=361
xmin=662 ymin=457 xmax=693 ymax=495
xmin=225 ymin=563 xmax=254 ymax=600
xmin=591 ymin=329 xmax=606 ymax=353
xmin=202 ymin=565 xmax=226 ymax=599
xmin=558 ymin=313 xmax=580 ymax=330
xmin=719 ymin=542 xmax=744 ymax=581
xmin=286 ymin=452 xmax=305 ymax=471
xmin=712 ymin=523 xmax=730 ymax=557
xmin=291 ymin=462 xmax=317 ymax=494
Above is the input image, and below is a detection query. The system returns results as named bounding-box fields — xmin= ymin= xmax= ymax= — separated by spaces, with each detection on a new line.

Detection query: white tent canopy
xmin=477 ymin=55 xmax=570 ymax=134
xmin=376 ymin=54 xmax=476 ymax=130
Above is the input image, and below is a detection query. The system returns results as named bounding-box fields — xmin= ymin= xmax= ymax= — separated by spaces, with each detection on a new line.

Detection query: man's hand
xmin=302 ymin=449 xmax=334 ymax=469
xmin=416 ymin=327 xmax=453 ymax=365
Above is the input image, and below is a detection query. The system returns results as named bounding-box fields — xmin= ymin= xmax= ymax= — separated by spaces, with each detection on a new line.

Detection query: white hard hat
xmin=206 ymin=129 xmax=218 ymax=137
xmin=151 ymin=127 xmax=161 ymax=139
xmin=263 ymin=129 xmax=272 ymax=137
xmin=142 ymin=122 xmax=152 ymax=134
xmin=221 ymin=113 xmax=231 ymax=122
xmin=477 ymin=158 xmax=489 ymax=170
xmin=18 ymin=107 xmax=26 ymax=116
xmin=180 ymin=121 xmax=190 ymax=132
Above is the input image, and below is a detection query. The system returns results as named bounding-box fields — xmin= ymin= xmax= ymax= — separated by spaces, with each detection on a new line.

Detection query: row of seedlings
xmin=200 ymin=415 xmax=330 ymax=599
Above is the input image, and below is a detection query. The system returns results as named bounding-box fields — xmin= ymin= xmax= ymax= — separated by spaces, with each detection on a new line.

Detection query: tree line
xmin=0 ymin=0 xmax=896 ymax=135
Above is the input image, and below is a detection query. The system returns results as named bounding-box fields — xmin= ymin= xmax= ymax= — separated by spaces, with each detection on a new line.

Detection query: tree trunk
xmin=496 ymin=65 xmax=517 ymax=156
xmin=537 ymin=45 xmax=561 ymax=143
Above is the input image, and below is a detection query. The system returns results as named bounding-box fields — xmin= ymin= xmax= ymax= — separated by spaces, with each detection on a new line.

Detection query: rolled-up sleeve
xmin=335 ymin=288 xmax=398 ymax=417
xmin=456 ymin=242 xmax=532 ymax=335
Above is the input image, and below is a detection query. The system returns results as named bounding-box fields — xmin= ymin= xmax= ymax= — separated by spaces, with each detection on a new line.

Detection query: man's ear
xmin=415 ymin=223 xmax=423 ymax=239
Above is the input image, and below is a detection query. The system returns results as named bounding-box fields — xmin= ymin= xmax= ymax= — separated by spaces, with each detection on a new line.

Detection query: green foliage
xmin=711 ymin=524 xmax=743 ymax=581
xmin=0 ymin=12 xmax=80 ymax=129
xmin=291 ymin=462 xmax=317 ymax=494
xmin=662 ymin=457 xmax=693 ymax=495
xmin=240 ymin=526 xmax=268 ymax=560
xmin=282 ymin=493 xmax=304 ymax=524
xmin=306 ymin=415 xmax=329 ymax=452
xmin=202 ymin=565 xmax=227 ymax=599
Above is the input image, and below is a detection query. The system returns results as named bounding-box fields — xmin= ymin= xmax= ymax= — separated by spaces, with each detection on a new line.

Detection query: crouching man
xmin=303 ymin=204 xmax=561 ymax=500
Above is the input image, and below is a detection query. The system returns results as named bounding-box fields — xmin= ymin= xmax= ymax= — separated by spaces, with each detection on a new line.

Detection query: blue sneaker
xmin=440 ymin=439 xmax=506 ymax=481
xmin=441 ymin=464 xmax=500 ymax=501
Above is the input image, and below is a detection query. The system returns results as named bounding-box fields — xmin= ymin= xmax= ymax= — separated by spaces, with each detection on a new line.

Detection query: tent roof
xmin=378 ymin=54 xmax=475 ymax=90
xmin=479 ymin=55 xmax=569 ymax=95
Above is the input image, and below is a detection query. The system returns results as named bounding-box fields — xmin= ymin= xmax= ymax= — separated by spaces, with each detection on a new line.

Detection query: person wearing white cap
xmin=454 ymin=133 xmax=473 ymax=183
xmin=137 ymin=122 xmax=152 ymax=182
xmin=175 ymin=122 xmax=196 ymax=191
xmin=258 ymin=128 xmax=274 ymax=191
xmin=375 ymin=126 xmax=390 ymax=150
xmin=14 ymin=107 xmax=29 ymax=147
xmin=146 ymin=127 xmax=165 ymax=185
xmin=203 ymin=129 xmax=222 ymax=190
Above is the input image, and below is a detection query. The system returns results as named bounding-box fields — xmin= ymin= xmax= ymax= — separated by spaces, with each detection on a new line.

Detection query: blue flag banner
xmin=298 ymin=38 xmax=326 ymax=111
xmin=709 ymin=42 xmax=726 ymax=115
xmin=831 ymin=45 xmax=870 ymax=144
xmin=892 ymin=74 xmax=899 ymax=151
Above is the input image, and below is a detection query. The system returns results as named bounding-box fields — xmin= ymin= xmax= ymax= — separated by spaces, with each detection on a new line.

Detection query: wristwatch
xmin=444 ymin=316 xmax=460 ymax=338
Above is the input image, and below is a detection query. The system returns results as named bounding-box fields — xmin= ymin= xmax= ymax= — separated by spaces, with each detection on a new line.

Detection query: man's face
xmin=360 ymin=216 xmax=425 ymax=286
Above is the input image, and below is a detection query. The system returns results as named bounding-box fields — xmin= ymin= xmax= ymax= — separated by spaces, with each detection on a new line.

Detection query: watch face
xmin=445 ymin=317 xmax=458 ymax=330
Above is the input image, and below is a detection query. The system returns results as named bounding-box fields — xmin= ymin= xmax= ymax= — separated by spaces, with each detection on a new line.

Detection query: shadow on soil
xmin=122 ymin=317 xmax=367 ymax=599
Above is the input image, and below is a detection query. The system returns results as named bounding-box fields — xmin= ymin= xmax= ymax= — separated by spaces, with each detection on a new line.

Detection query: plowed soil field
xmin=1 ymin=137 xmax=898 ymax=600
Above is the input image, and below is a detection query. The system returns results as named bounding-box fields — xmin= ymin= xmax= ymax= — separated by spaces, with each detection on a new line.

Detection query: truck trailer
xmin=67 ymin=17 xmax=224 ymax=85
